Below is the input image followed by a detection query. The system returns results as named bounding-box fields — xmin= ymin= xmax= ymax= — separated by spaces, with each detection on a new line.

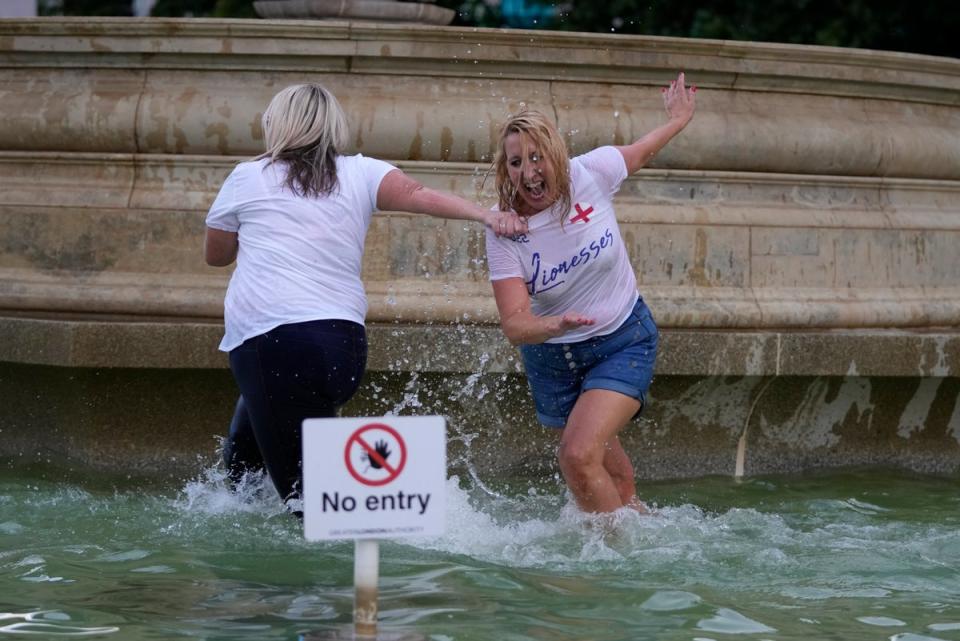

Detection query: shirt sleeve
xmin=205 ymin=167 xmax=241 ymax=232
xmin=358 ymin=154 xmax=397 ymax=212
xmin=485 ymin=225 xmax=524 ymax=282
xmin=576 ymin=145 xmax=628 ymax=198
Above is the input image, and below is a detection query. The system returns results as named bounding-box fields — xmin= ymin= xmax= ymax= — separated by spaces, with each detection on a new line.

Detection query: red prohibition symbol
xmin=344 ymin=423 xmax=408 ymax=486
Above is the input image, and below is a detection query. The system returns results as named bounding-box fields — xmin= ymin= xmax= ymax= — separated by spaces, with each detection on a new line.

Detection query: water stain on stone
xmin=58 ymin=230 xmax=119 ymax=272
xmin=89 ymin=38 xmax=111 ymax=53
xmin=206 ymin=122 xmax=230 ymax=155
xmin=914 ymin=235 xmax=927 ymax=266
xmin=440 ymin=126 xmax=453 ymax=162
xmin=41 ymin=96 xmax=70 ymax=131
xmin=408 ymin=112 xmax=424 ymax=160
xmin=688 ymin=228 xmax=710 ymax=286
xmin=250 ymin=112 xmax=263 ymax=142
xmin=144 ymin=114 xmax=169 ymax=151
xmin=408 ymin=132 xmax=422 ymax=160
xmin=172 ymin=125 xmax=188 ymax=154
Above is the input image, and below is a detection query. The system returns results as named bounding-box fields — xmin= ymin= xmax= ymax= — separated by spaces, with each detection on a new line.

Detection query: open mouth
xmin=524 ymin=180 xmax=546 ymax=199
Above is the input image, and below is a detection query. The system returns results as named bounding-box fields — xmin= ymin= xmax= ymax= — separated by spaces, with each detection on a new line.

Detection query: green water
xmin=1 ymin=464 xmax=959 ymax=640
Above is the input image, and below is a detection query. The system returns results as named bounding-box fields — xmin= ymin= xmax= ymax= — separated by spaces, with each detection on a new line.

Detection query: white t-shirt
xmin=206 ymin=154 xmax=395 ymax=351
xmin=485 ymin=146 xmax=638 ymax=343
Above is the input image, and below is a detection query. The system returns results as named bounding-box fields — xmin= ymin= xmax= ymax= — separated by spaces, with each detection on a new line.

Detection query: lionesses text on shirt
xmin=525 ymin=226 xmax=615 ymax=295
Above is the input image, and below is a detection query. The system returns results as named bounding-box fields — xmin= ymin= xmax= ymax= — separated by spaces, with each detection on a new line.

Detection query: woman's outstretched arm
xmin=377 ymin=169 xmax=527 ymax=238
xmin=617 ymin=71 xmax=696 ymax=175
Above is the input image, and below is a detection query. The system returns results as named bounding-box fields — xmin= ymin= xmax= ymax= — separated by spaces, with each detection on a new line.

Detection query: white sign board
xmin=302 ymin=416 xmax=446 ymax=541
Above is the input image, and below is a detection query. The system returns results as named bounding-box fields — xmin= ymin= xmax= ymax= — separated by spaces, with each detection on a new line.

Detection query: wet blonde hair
xmin=256 ymin=83 xmax=349 ymax=198
xmin=490 ymin=109 xmax=571 ymax=217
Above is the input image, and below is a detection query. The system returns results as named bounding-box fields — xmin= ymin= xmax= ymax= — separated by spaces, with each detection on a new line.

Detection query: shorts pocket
xmin=640 ymin=314 xmax=659 ymax=343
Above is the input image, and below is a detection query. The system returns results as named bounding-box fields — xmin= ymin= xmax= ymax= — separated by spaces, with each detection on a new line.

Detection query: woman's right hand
xmin=492 ymin=279 xmax=595 ymax=345
xmin=549 ymin=312 xmax=595 ymax=338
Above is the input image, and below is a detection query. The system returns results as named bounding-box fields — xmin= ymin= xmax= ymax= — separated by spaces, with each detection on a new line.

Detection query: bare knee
xmin=558 ymin=439 xmax=601 ymax=476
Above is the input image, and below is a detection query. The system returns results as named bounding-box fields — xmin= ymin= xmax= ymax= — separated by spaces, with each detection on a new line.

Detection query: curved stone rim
xmin=253 ymin=0 xmax=455 ymax=25
xmin=1 ymin=18 xmax=957 ymax=89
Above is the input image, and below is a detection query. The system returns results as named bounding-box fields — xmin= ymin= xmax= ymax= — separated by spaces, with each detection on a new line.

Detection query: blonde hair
xmin=256 ymin=83 xmax=349 ymax=198
xmin=490 ymin=109 xmax=571 ymax=217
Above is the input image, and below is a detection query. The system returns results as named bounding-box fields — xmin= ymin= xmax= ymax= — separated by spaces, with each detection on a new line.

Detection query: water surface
xmin=1 ymin=464 xmax=959 ymax=640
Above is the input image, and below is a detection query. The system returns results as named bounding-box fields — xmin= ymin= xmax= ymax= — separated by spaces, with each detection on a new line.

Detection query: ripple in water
xmin=0 ymin=611 xmax=119 ymax=637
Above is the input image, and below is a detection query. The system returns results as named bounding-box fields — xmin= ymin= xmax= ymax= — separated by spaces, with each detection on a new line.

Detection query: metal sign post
xmin=301 ymin=416 xmax=446 ymax=640
xmin=353 ymin=539 xmax=379 ymax=637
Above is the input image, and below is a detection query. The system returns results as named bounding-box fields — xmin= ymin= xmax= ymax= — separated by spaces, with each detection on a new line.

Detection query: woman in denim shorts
xmin=484 ymin=72 xmax=696 ymax=513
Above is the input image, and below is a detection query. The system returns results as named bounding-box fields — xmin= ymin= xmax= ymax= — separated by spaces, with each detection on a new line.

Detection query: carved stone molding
xmin=253 ymin=0 xmax=455 ymax=25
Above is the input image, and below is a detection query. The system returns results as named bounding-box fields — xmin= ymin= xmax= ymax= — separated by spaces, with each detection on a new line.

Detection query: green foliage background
xmin=46 ymin=0 xmax=958 ymax=59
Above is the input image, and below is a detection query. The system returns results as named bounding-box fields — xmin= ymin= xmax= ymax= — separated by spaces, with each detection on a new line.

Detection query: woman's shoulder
xmin=572 ymin=145 xmax=621 ymax=167
xmin=337 ymin=154 xmax=397 ymax=188
xmin=338 ymin=153 xmax=393 ymax=168
xmin=228 ymin=157 xmax=271 ymax=178
xmin=221 ymin=158 xmax=282 ymax=196
xmin=570 ymin=146 xmax=627 ymax=190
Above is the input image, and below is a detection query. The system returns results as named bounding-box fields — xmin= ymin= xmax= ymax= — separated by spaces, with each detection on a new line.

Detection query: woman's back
xmin=206 ymin=153 xmax=395 ymax=351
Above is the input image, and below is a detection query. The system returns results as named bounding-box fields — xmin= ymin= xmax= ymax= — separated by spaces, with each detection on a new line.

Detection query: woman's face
xmin=504 ymin=131 xmax=554 ymax=216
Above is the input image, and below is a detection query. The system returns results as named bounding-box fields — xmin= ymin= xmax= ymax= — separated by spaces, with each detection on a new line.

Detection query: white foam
xmin=404 ymin=477 xmax=733 ymax=570
xmin=172 ymin=466 xmax=285 ymax=517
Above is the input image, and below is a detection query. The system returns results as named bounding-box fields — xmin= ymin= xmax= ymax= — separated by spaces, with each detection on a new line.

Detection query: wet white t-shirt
xmin=205 ymin=154 xmax=395 ymax=351
xmin=485 ymin=146 xmax=638 ymax=343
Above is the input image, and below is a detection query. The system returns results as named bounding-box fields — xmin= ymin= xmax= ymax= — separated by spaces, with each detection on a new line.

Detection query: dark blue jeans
xmin=225 ymin=319 xmax=367 ymax=507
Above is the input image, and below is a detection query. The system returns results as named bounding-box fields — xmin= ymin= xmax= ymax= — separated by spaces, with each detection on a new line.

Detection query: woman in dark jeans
xmin=204 ymin=83 xmax=526 ymax=514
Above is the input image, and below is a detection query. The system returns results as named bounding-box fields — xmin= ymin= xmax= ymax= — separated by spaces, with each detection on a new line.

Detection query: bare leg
xmin=602 ymin=435 xmax=649 ymax=513
xmin=558 ymin=389 xmax=641 ymax=513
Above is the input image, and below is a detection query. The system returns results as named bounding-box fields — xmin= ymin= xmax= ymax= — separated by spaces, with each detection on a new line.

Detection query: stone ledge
xmin=1 ymin=314 xmax=957 ymax=377
xmin=4 ymin=265 xmax=960 ymax=330
xmin=4 ymin=154 xmax=958 ymax=226
xmin=1 ymin=20 xmax=958 ymax=177
xmin=253 ymin=0 xmax=456 ymax=24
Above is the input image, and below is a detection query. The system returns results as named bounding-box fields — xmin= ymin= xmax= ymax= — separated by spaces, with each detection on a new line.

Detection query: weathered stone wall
xmin=0 ymin=18 xmax=958 ymax=480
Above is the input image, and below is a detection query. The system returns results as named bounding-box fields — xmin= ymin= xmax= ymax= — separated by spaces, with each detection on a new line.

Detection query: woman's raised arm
xmin=617 ymin=71 xmax=696 ymax=175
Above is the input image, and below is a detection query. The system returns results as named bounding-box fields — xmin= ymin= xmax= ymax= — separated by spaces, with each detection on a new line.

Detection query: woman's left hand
xmin=663 ymin=71 xmax=696 ymax=126
xmin=488 ymin=211 xmax=529 ymax=238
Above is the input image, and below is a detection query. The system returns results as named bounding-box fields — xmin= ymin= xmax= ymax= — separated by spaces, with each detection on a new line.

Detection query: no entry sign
xmin=302 ymin=416 xmax=446 ymax=541
xmin=344 ymin=423 xmax=407 ymax=486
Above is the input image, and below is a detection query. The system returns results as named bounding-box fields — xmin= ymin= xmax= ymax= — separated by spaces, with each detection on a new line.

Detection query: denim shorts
xmin=519 ymin=297 xmax=659 ymax=428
